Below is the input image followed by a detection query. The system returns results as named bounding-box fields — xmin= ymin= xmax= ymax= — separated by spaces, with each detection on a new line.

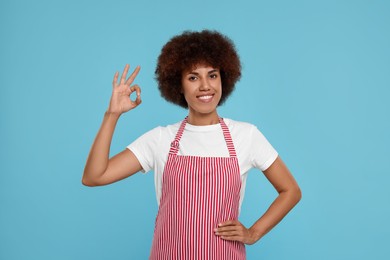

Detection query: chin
xmin=187 ymin=99 xmax=221 ymax=115
xmin=191 ymin=106 xmax=218 ymax=115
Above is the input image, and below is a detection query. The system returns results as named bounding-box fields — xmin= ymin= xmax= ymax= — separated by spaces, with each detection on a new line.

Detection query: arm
xmin=82 ymin=64 xmax=143 ymax=187
xmin=215 ymin=156 xmax=301 ymax=244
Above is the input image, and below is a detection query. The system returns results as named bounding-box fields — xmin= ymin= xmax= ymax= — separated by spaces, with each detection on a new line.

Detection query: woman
xmin=83 ymin=30 xmax=301 ymax=259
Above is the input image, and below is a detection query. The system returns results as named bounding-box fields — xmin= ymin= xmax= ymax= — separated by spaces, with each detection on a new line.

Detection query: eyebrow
xmin=188 ymin=69 xmax=219 ymax=75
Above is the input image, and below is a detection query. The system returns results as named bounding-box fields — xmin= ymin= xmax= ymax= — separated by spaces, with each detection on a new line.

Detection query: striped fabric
xmin=150 ymin=117 xmax=246 ymax=259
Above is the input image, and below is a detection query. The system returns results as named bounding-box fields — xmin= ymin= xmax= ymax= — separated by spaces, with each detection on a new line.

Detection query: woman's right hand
xmin=108 ymin=64 xmax=142 ymax=114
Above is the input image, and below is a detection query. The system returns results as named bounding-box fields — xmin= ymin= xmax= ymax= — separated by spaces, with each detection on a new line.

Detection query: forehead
xmin=183 ymin=63 xmax=219 ymax=73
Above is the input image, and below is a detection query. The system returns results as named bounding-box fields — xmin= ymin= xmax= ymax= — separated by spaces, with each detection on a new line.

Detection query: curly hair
xmin=155 ymin=30 xmax=241 ymax=108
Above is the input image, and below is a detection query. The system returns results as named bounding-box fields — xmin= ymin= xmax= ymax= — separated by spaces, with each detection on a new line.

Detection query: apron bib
xmin=150 ymin=117 xmax=246 ymax=259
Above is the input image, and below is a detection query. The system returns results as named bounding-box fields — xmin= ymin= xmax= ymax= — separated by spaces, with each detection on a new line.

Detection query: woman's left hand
xmin=214 ymin=220 xmax=259 ymax=245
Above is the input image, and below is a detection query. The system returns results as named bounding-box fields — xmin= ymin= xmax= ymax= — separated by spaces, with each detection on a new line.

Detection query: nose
xmin=199 ymin=78 xmax=211 ymax=91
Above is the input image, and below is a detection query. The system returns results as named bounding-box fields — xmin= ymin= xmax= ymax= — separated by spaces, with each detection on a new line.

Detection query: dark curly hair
xmin=155 ymin=30 xmax=241 ymax=108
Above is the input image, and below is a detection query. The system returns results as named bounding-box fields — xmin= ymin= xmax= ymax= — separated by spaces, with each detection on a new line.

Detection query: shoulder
xmin=143 ymin=121 xmax=181 ymax=137
xmin=223 ymin=118 xmax=257 ymax=134
xmin=127 ymin=120 xmax=181 ymax=157
xmin=128 ymin=121 xmax=180 ymax=147
xmin=136 ymin=121 xmax=185 ymax=145
xmin=222 ymin=117 xmax=271 ymax=146
xmin=156 ymin=121 xmax=181 ymax=136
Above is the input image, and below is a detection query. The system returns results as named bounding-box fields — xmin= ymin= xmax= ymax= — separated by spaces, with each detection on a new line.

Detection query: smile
xmin=197 ymin=95 xmax=214 ymax=102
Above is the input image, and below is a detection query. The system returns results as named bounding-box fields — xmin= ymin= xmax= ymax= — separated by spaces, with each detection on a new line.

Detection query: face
xmin=181 ymin=64 xmax=222 ymax=118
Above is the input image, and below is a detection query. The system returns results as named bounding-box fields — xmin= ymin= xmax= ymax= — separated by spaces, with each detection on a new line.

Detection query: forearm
xmin=250 ymin=188 xmax=301 ymax=242
xmin=82 ymin=112 xmax=121 ymax=185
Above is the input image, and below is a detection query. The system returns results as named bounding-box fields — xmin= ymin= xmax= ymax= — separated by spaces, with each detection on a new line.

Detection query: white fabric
xmin=127 ymin=118 xmax=278 ymax=211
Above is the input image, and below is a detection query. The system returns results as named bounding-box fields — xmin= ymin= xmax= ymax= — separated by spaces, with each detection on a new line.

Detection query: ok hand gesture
xmin=108 ymin=64 xmax=141 ymax=114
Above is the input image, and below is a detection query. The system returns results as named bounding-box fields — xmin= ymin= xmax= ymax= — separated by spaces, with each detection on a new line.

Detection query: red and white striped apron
xmin=150 ymin=117 xmax=246 ymax=260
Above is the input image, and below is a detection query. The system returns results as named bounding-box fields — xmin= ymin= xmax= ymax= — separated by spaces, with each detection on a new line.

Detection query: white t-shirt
xmin=127 ymin=118 xmax=278 ymax=211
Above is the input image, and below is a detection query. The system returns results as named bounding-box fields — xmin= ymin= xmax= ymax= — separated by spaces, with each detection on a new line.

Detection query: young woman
xmin=83 ymin=30 xmax=301 ymax=259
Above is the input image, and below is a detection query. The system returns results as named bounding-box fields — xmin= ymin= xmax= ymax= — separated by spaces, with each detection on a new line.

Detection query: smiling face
xmin=181 ymin=64 xmax=222 ymax=125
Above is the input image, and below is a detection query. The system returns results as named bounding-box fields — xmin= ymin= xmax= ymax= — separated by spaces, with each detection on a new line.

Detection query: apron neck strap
xmin=219 ymin=117 xmax=237 ymax=157
xmin=169 ymin=117 xmax=237 ymax=157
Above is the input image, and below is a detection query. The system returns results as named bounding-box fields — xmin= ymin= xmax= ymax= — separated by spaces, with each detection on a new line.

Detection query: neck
xmin=187 ymin=110 xmax=219 ymax=126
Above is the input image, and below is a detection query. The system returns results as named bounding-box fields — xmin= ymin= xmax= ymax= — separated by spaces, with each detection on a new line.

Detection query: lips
xmin=197 ymin=94 xmax=214 ymax=102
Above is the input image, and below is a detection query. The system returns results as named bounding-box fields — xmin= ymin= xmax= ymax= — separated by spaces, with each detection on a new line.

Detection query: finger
xmin=215 ymin=226 xmax=240 ymax=233
xmin=130 ymin=85 xmax=141 ymax=97
xmin=125 ymin=65 xmax=141 ymax=85
xmin=130 ymin=85 xmax=142 ymax=105
xmin=131 ymin=96 xmax=142 ymax=107
xmin=220 ymin=235 xmax=242 ymax=242
xmin=120 ymin=64 xmax=130 ymax=83
xmin=134 ymin=97 xmax=142 ymax=106
xmin=112 ymin=71 xmax=119 ymax=87
xmin=216 ymin=229 xmax=240 ymax=236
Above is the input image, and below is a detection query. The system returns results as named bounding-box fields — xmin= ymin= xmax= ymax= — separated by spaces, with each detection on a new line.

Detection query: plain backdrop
xmin=1 ymin=0 xmax=389 ymax=259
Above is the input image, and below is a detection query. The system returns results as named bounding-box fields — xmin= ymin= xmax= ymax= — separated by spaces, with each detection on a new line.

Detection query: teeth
xmin=198 ymin=95 xmax=213 ymax=100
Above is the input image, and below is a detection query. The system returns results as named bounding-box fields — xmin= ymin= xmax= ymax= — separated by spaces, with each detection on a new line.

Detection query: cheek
xmin=216 ymin=82 xmax=222 ymax=95
xmin=181 ymin=88 xmax=193 ymax=103
xmin=181 ymin=83 xmax=196 ymax=96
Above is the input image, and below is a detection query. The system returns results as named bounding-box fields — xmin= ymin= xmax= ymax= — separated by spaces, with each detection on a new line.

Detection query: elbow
xmin=82 ymin=178 xmax=95 ymax=187
xmin=293 ymin=186 xmax=302 ymax=204
xmin=82 ymin=172 xmax=99 ymax=187
xmin=281 ymin=185 xmax=302 ymax=205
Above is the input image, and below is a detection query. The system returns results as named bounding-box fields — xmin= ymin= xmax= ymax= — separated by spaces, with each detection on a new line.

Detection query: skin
xmin=181 ymin=64 xmax=222 ymax=125
xmin=214 ymin=158 xmax=301 ymax=244
xmin=82 ymin=64 xmax=143 ymax=186
xmin=83 ymin=63 xmax=301 ymax=245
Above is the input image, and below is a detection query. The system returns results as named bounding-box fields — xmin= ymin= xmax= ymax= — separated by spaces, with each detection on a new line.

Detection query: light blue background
xmin=1 ymin=0 xmax=389 ymax=259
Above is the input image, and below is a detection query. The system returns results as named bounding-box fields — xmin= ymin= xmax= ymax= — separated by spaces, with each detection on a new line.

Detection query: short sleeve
xmin=126 ymin=127 xmax=162 ymax=173
xmin=250 ymin=126 xmax=278 ymax=171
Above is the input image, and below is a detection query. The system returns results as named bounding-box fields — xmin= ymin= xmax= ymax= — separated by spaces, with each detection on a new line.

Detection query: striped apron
xmin=150 ymin=117 xmax=246 ymax=259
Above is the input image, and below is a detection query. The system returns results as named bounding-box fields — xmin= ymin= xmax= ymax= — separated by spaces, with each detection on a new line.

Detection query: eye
xmin=209 ymin=73 xmax=218 ymax=79
xmin=188 ymin=76 xmax=197 ymax=81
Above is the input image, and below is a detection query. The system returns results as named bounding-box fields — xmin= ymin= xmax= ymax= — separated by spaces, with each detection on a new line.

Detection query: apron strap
xmin=219 ymin=117 xmax=237 ymax=157
xmin=169 ymin=117 xmax=188 ymax=155
xmin=169 ymin=116 xmax=237 ymax=157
